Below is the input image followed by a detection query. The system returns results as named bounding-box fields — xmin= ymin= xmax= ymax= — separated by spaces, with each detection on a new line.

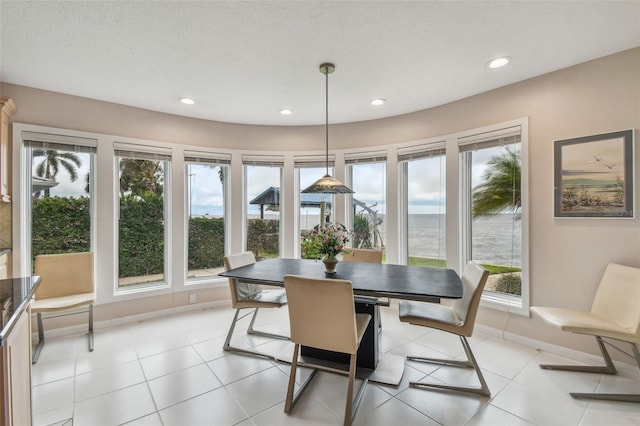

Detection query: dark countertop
xmin=0 ymin=276 xmax=41 ymax=346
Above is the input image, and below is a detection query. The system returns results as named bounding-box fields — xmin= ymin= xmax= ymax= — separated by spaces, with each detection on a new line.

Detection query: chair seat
xmin=399 ymin=300 xmax=466 ymax=335
xmin=32 ymin=293 xmax=95 ymax=313
xmin=235 ymin=288 xmax=287 ymax=309
xmin=531 ymin=306 xmax=640 ymax=344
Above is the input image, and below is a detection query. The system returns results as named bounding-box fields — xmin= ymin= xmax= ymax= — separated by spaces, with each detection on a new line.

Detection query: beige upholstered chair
xmin=223 ymin=252 xmax=288 ymax=360
xmin=530 ymin=263 xmax=640 ymax=403
xmin=398 ymin=262 xmax=490 ymax=396
xmin=342 ymin=248 xmax=383 ymax=264
xmin=32 ymin=252 xmax=95 ymax=364
xmin=283 ymin=275 xmax=371 ymax=426
xmin=342 ymin=248 xmax=388 ymax=327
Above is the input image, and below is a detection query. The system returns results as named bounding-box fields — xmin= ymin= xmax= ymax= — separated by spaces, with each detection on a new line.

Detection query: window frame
xmin=345 ymin=152 xmax=388 ymax=252
xmin=295 ymin=154 xmax=337 ymax=258
xmin=20 ymin=129 xmax=97 ymax=276
xmin=457 ymin=118 xmax=530 ymax=315
xmin=398 ymin=142 xmax=447 ymax=267
xmin=183 ymin=151 xmax=231 ymax=284
xmin=242 ymin=156 xmax=284 ymax=258
xmin=114 ymin=143 xmax=172 ymax=294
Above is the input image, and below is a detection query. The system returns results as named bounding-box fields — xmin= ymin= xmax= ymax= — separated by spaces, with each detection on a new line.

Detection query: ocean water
xmin=408 ymin=214 xmax=521 ymax=267
xmin=274 ymin=212 xmax=521 ymax=267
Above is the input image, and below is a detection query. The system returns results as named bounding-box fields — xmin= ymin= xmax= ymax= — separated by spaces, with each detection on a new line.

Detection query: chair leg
xmin=344 ymin=353 xmax=368 ymax=426
xmin=247 ymin=307 xmax=289 ymax=340
xmin=569 ymin=343 xmax=640 ymax=403
xmin=32 ymin=312 xmax=45 ymax=364
xmin=88 ymin=304 xmax=94 ymax=352
xmin=407 ymin=335 xmax=490 ymax=396
xmin=284 ymin=344 xmax=319 ymax=414
xmin=540 ymin=336 xmax=617 ymax=374
xmin=223 ymin=308 xmax=280 ymax=361
xmin=284 ymin=344 xmax=299 ymax=414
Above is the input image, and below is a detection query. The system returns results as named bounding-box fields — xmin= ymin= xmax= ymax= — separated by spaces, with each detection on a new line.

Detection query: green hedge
xmin=33 ymin=195 xmax=229 ymax=277
xmin=246 ymin=218 xmax=279 ymax=258
xmin=32 ymin=196 xmax=91 ymax=256
xmin=31 ymin=195 xmax=281 ymax=276
xmin=188 ymin=217 xmax=225 ymax=269
xmin=118 ymin=193 xmax=165 ymax=277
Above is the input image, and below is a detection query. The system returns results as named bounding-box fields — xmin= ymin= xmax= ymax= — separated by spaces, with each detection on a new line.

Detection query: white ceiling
xmin=1 ymin=1 xmax=639 ymax=126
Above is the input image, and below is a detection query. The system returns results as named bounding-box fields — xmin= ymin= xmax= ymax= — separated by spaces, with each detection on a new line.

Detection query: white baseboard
xmin=31 ymin=300 xmax=230 ymax=342
xmin=475 ymin=323 xmax=640 ymax=378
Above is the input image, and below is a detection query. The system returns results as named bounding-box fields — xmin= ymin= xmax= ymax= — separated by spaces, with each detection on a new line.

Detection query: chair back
xmin=223 ymin=252 xmax=261 ymax=306
xmin=35 ymin=252 xmax=94 ymax=300
xmin=453 ymin=262 xmax=489 ymax=336
xmin=342 ymin=248 xmax=383 ymax=264
xmin=591 ymin=263 xmax=640 ymax=336
xmin=284 ymin=275 xmax=359 ymax=354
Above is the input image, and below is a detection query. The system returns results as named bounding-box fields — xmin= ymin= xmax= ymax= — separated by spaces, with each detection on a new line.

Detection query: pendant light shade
xmin=302 ymin=63 xmax=354 ymax=194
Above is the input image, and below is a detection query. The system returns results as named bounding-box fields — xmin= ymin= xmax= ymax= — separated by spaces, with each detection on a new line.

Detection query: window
xmin=244 ymin=156 xmax=283 ymax=258
xmin=346 ymin=152 xmax=387 ymax=254
xmin=23 ymin=132 xmax=96 ymax=272
xmin=296 ymin=155 xmax=335 ymax=258
xmin=115 ymin=144 xmax=171 ymax=289
xmin=400 ymin=144 xmax=446 ymax=268
xmin=185 ymin=151 xmax=230 ymax=282
xmin=459 ymin=123 xmax=528 ymax=310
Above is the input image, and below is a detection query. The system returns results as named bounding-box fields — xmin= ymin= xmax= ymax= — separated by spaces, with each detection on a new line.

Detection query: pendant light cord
xmin=325 ymin=68 xmax=329 ymax=176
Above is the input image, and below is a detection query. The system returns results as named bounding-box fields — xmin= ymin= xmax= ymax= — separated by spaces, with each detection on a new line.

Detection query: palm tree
xmin=33 ymin=149 xmax=82 ymax=197
xmin=472 ymin=148 xmax=521 ymax=218
xmin=119 ymin=159 xmax=164 ymax=196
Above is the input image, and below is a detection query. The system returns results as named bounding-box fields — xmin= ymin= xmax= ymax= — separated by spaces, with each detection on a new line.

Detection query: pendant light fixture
xmin=302 ymin=63 xmax=354 ymax=194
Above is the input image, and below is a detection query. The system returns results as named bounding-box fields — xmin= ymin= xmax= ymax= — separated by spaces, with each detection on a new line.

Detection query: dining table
xmin=219 ymin=257 xmax=463 ymax=386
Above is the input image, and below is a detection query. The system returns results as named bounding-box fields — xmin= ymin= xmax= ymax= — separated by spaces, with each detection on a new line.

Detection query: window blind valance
xmin=293 ymin=154 xmax=335 ymax=168
xmin=458 ymin=126 xmax=521 ymax=152
xmin=184 ymin=150 xmax=231 ymax=165
xmin=23 ymin=131 xmax=97 ymax=153
xmin=397 ymin=142 xmax=446 ymax=162
xmin=242 ymin=154 xmax=284 ymax=167
xmin=344 ymin=151 xmax=387 ymax=164
xmin=114 ymin=142 xmax=172 ymax=161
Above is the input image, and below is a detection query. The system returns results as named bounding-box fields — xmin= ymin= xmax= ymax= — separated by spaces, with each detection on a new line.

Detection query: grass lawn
xmin=408 ymin=256 xmax=520 ymax=274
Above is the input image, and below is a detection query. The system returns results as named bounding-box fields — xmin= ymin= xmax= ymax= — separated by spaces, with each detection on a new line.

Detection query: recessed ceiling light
xmin=280 ymin=108 xmax=292 ymax=116
xmin=179 ymin=97 xmax=195 ymax=105
xmin=487 ymin=56 xmax=512 ymax=69
xmin=371 ymin=98 xmax=386 ymax=106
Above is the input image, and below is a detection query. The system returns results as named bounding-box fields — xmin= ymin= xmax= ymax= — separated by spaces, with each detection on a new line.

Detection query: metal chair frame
xmin=540 ymin=335 xmax=640 ymax=403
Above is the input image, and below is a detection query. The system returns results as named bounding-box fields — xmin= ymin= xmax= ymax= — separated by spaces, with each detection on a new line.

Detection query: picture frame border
xmin=553 ymin=129 xmax=634 ymax=219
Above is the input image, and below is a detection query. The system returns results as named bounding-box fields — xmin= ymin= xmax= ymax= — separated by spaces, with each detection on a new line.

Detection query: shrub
xmin=494 ymin=273 xmax=521 ymax=295
xmin=353 ymin=214 xmax=373 ymax=248
xmin=247 ymin=218 xmax=279 ymax=258
xmin=31 ymin=195 xmax=279 ymax=276
xmin=118 ymin=193 xmax=165 ymax=277
xmin=32 ymin=196 xmax=91 ymax=259
xmin=188 ymin=217 xmax=225 ymax=269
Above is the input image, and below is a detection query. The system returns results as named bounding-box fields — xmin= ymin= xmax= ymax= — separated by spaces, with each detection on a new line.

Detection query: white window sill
xmin=481 ymin=291 xmax=529 ymax=316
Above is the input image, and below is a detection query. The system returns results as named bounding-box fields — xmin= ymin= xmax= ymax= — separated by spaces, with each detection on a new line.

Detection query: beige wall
xmin=2 ymin=47 xmax=639 ymax=358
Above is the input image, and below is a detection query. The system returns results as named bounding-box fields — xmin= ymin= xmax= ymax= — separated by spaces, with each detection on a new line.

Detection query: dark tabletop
xmin=219 ymin=258 xmax=462 ymax=301
xmin=0 ymin=276 xmax=41 ymax=345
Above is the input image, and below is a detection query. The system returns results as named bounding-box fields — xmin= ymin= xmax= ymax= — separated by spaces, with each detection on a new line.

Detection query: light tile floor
xmin=32 ymin=302 xmax=640 ymax=426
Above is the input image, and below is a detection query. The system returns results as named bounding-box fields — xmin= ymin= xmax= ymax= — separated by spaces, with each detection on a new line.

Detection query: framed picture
xmin=554 ymin=129 xmax=634 ymax=218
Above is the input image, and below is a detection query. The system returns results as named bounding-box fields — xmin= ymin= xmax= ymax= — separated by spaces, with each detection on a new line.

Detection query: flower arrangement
xmin=301 ymin=222 xmax=352 ymax=260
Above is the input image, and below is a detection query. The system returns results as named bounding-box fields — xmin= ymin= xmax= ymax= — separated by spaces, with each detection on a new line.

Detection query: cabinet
xmin=0 ymin=98 xmax=16 ymax=202
xmin=0 ymin=254 xmax=6 ymax=280
xmin=0 ymin=302 xmax=33 ymax=425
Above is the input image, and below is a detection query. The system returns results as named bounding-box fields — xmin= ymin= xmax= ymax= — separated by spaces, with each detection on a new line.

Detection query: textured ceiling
xmin=1 ymin=1 xmax=639 ymax=126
